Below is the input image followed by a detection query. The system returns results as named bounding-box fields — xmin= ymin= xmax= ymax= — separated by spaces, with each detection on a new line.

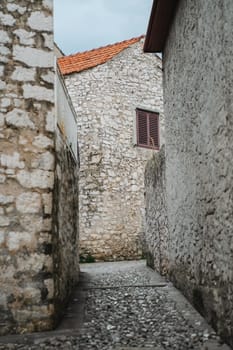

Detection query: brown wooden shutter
xmin=136 ymin=108 xmax=159 ymax=149
xmin=137 ymin=110 xmax=148 ymax=146
xmin=149 ymin=113 xmax=159 ymax=148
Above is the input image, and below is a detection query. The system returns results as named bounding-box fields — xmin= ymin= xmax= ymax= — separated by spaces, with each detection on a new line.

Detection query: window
xmin=136 ymin=108 xmax=159 ymax=150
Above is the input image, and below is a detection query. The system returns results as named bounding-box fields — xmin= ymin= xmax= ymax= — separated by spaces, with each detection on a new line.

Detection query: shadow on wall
xmin=144 ymin=145 xmax=169 ymax=276
xmin=52 ymin=128 xmax=80 ymax=326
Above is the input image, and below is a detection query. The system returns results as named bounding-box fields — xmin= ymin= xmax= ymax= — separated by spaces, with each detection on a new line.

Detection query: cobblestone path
xmin=0 ymin=261 xmax=230 ymax=350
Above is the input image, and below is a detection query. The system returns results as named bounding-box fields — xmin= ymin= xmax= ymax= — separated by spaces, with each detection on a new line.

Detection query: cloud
xmin=54 ymin=0 xmax=153 ymax=55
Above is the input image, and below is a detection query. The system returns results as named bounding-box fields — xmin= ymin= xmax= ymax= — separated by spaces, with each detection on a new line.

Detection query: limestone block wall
xmin=0 ymin=0 xmax=79 ymax=335
xmin=163 ymin=0 xmax=233 ymax=345
xmin=65 ymin=40 xmax=163 ymax=261
xmin=144 ymin=146 xmax=168 ymax=275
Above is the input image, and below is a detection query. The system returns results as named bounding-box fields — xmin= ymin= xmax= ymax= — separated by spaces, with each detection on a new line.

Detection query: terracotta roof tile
xmin=58 ymin=35 xmax=144 ymax=75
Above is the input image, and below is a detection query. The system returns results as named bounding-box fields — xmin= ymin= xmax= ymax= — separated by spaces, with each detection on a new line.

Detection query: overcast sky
xmin=54 ymin=0 xmax=153 ymax=55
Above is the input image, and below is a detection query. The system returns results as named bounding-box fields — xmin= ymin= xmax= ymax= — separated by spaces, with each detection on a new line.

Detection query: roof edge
xmin=58 ymin=35 xmax=145 ymax=76
xmin=61 ymin=35 xmax=145 ymax=62
xmin=144 ymin=0 xmax=179 ymax=53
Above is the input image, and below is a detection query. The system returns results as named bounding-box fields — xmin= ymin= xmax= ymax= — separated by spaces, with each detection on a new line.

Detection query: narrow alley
xmin=0 ymin=261 xmax=229 ymax=350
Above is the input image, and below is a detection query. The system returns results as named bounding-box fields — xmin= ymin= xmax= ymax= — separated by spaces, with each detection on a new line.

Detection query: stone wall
xmin=65 ymin=39 xmax=163 ymax=261
xmin=52 ymin=127 xmax=79 ymax=323
xmin=144 ymin=146 xmax=168 ymax=275
xmin=0 ymin=0 xmax=79 ymax=335
xmin=163 ymin=0 xmax=233 ymax=345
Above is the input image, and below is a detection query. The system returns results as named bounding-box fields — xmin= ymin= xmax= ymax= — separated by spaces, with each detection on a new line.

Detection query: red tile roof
xmin=58 ymin=35 xmax=144 ymax=75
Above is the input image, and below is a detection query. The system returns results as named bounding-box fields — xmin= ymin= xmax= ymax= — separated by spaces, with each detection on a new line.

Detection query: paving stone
xmin=0 ymin=260 xmax=230 ymax=350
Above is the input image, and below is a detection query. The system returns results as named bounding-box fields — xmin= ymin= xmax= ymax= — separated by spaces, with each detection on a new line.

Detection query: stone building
xmin=0 ymin=0 xmax=79 ymax=335
xmin=144 ymin=0 xmax=233 ymax=346
xmin=58 ymin=37 xmax=164 ymax=261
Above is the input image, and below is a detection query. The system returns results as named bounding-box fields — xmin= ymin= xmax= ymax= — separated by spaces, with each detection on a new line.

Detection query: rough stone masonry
xmin=145 ymin=0 xmax=233 ymax=347
xmin=0 ymin=0 xmax=79 ymax=335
